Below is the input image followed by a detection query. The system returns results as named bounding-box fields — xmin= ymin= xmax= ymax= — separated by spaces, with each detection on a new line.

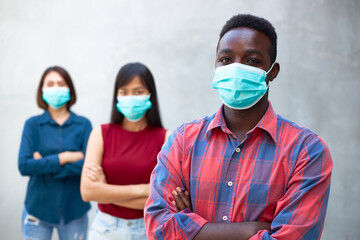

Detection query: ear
xmin=269 ymin=62 xmax=280 ymax=82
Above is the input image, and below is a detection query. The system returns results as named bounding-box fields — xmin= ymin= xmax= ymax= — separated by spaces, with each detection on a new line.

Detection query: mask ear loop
xmin=266 ymin=62 xmax=275 ymax=88
xmin=266 ymin=62 xmax=275 ymax=75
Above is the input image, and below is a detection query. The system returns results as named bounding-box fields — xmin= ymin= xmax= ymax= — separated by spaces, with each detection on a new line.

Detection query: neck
xmin=122 ymin=117 xmax=148 ymax=132
xmin=48 ymin=106 xmax=70 ymax=125
xmin=223 ymin=97 xmax=269 ymax=142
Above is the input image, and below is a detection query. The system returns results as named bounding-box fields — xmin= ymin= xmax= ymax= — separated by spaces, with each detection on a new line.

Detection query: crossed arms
xmin=144 ymin=126 xmax=333 ymax=240
xmin=80 ymin=125 xmax=149 ymax=209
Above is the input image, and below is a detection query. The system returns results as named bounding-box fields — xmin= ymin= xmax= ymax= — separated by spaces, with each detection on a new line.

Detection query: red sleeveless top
xmin=98 ymin=123 xmax=166 ymax=219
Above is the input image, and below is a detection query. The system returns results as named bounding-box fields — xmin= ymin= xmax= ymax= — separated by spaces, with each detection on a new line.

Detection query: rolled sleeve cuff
xmin=249 ymin=230 xmax=267 ymax=240
xmin=172 ymin=210 xmax=208 ymax=240
xmin=187 ymin=213 xmax=208 ymax=240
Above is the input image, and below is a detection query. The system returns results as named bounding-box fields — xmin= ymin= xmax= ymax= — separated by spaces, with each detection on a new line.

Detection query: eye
xmin=245 ymin=58 xmax=261 ymax=66
xmin=46 ymin=82 xmax=54 ymax=87
xmin=219 ymin=57 xmax=232 ymax=64
xmin=135 ymin=90 xmax=145 ymax=95
xmin=118 ymin=90 xmax=127 ymax=96
xmin=58 ymin=82 xmax=66 ymax=87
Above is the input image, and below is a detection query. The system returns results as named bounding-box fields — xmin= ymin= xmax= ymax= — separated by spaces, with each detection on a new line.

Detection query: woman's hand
xmin=172 ymin=187 xmax=192 ymax=212
xmin=58 ymin=151 xmax=84 ymax=165
xmin=84 ymin=162 xmax=106 ymax=183
xmin=33 ymin=151 xmax=42 ymax=159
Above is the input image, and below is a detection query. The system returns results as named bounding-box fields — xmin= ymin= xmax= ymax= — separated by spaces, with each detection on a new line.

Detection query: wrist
xmin=141 ymin=184 xmax=150 ymax=197
xmin=130 ymin=184 xmax=148 ymax=197
xmin=76 ymin=151 xmax=84 ymax=160
xmin=58 ymin=153 xmax=66 ymax=165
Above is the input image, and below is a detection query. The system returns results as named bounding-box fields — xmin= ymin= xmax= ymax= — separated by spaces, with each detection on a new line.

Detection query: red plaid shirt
xmin=145 ymin=102 xmax=333 ymax=239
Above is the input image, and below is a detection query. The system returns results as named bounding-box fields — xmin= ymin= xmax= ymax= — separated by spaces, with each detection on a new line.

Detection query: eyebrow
xmin=217 ymin=48 xmax=265 ymax=58
xmin=217 ymin=48 xmax=233 ymax=55
xmin=119 ymin=87 xmax=145 ymax=90
xmin=244 ymin=49 xmax=264 ymax=58
xmin=45 ymin=79 xmax=65 ymax=83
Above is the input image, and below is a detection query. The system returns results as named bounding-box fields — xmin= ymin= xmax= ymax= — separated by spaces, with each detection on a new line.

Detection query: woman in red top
xmin=81 ymin=62 xmax=170 ymax=240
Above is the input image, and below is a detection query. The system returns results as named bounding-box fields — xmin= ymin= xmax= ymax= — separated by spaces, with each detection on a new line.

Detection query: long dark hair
xmin=110 ymin=62 xmax=163 ymax=128
xmin=36 ymin=66 xmax=76 ymax=109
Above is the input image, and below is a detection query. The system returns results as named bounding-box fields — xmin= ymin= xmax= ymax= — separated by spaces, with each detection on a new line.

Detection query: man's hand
xmin=84 ymin=162 xmax=107 ymax=183
xmin=171 ymin=186 xmax=272 ymax=240
xmin=172 ymin=187 xmax=192 ymax=212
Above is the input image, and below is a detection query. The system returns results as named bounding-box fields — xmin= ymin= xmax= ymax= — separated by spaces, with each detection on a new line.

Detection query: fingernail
xmin=176 ymin=187 xmax=181 ymax=192
xmin=185 ymin=191 xmax=189 ymax=196
xmin=173 ymin=190 xmax=178 ymax=196
xmin=172 ymin=201 xmax=176 ymax=205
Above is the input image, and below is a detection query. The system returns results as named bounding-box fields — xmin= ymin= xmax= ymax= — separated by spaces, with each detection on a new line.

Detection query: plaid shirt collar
xmin=206 ymin=101 xmax=278 ymax=143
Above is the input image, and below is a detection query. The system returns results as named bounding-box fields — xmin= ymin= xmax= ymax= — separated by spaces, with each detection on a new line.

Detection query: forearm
xmin=194 ymin=222 xmax=271 ymax=240
xmin=113 ymin=197 xmax=149 ymax=210
xmin=18 ymin=154 xmax=61 ymax=176
xmin=81 ymin=181 xmax=148 ymax=203
xmin=58 ymin=151 xmax=84 ymax=166
xmin=53 ymin=159 xmax=84 ymax=179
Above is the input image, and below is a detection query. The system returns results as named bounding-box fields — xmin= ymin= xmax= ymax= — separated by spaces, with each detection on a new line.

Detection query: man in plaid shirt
xmin=145 ymin=14 xmax=333 ymax=240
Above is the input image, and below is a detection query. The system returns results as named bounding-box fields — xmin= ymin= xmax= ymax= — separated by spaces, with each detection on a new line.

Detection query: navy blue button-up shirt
xmin=18 ymin=110 xmax=92 ymax=224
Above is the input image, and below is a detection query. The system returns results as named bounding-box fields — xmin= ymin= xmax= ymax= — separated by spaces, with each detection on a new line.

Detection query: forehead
xmin=217 ymin=27 xmax=271 ymax=58
xmin=44 ymin=71 xmax=64 ymax=82
xmin=120 ymin=75 xmax=146 ymax=89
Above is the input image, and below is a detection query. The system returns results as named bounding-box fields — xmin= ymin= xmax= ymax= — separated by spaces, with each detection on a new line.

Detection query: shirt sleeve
xmin=18 ymin=118 xmax=61 ymax=176
xmin=249 ymin=135 xmax=333 ymax=240
xmin=53 ymin=119 xmax=92 ymax=179
xmin=144 ymin=125 xmax=208 ymax=240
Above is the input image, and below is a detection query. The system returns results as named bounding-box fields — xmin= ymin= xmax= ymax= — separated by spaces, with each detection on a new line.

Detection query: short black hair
xmin=110 ymin=62 xmax=163 ymax=128
xmin=37 ymin=66 xmax=76 ymax=109
xmin=218 ymin=14 xmax=277 ymax=64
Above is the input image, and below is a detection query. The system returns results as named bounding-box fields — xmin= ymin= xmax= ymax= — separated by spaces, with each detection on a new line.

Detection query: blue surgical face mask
xmin=212 ymin=63 xmax=274 ymax=110
xmin=42 ymin=87 xmax=71 ymax=109
xmin=116 ymin=94 xmax=152 ymax=122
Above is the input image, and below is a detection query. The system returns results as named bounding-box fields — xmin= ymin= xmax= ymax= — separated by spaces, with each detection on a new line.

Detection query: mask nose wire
xmin=214 ymin=62 xmax=275 ymax=74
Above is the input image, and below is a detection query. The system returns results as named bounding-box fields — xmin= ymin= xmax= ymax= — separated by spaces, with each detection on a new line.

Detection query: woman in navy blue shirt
xmin=18 ymin=66 xmax=92 ymax=240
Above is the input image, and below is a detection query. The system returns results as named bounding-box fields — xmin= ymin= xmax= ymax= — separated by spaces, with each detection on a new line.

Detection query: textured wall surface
xmin=0 ymin=0 xmax=359 ymax=239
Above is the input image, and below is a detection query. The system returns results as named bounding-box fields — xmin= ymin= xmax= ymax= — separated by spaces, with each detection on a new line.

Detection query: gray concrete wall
xmin=0 ymin=0 xmax=359 ymax=239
